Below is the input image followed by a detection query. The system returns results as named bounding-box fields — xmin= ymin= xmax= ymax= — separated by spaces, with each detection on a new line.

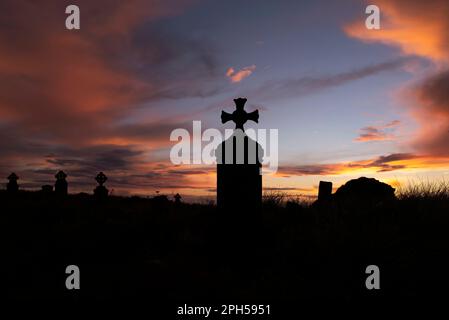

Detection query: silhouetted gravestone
xmin=318 ymin=181 xmax=332 ymax=201
xmin=216 ymin=98 xmax=263 ymax=211
xmin=54 ymin=170 xmax=68 ymax=195
xmin=94 ymin=172 xmax=109 ymax=198
xmin=7 ymin=173 xmax=19 ymax=193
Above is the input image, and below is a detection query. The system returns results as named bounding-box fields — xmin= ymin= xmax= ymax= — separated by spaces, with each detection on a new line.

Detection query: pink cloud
xmin=226 ymin=65 xmax=256 ymax=83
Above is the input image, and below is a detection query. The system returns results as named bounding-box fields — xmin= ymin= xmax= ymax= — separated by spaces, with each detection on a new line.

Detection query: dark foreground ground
xmin=2 ymin=190 xmax=449 ymax=312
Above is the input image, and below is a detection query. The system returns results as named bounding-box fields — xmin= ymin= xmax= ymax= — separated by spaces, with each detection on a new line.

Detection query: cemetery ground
xmin=2 ymin=182 xmax=449 ymax=307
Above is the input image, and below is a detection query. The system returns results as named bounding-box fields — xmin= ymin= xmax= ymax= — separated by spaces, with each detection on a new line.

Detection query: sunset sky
xmin=1 ymin=0 xmax=449 ymax=201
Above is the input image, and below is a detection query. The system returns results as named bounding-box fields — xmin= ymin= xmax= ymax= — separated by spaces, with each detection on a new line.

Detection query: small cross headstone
xmin=174 ymin=193 xmax=182 ymax=204
xmin=7 ymin=172 xmax=19 ymax=193
xmin=95 ymin=172 xmax=107 ymax=186
xmin=216 ymin=98 xmax=263 ymax=211
xmin=54 ymin=170 xmax=68 ymax=195
xmin=94 ymin=172 xmax=109 ymax=198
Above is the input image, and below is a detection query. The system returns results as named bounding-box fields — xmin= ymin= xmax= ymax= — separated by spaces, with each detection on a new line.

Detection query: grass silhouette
xmin=397 ymin=179 xmax=449 ymax=201
xmin=2 ymin=181 xmax=448 ymax=305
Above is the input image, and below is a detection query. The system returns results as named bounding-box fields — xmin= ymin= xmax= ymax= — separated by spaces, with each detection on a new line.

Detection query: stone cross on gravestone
xmin=55 ymin=170 xmax=67 ymax=180
xmin=94 ymin=171 xmax=109 ymax=199
xmin=216 ymin=98 xmax=263 ymax=212
xmin=95 ymin=172 xmax=108 ymax=186
xmin=221 ymin=97 xmax=259 ymax=131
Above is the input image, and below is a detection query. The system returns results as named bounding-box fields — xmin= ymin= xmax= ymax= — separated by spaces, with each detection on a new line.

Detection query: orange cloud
xmin=344 ymin=0 xmax=449 ymax=64
xmin=226 ymin=65 xmax=256 ymax=83
xmin=0 ymin=0 xmax=190 ymax=145
xmin=277 ymin=153 xmax=449 ymax=177
xmin=225 ymin=67 xmax=235 ymax=77
xmin=345 ymin=0 xmax=449 ymax=157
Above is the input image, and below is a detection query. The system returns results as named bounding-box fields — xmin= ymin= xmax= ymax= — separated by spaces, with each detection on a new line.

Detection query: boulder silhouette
xmin=334 ymin=177 xmax=395 ymax=205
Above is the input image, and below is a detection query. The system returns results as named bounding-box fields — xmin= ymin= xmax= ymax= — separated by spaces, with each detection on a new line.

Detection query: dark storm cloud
xmin=166 ymin=168 xmax=212 ymax=175
xmin=45 ymin=147 xmax=144 ymax=172
xmin=369 ymin=153 xmax=416 ymax=166
xmin=2 ymin=139 xmax=216 ymax=192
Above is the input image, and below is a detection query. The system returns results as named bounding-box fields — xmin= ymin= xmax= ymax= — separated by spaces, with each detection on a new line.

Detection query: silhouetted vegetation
xmin=2 ymin=181 xmax=448 ymax=305
xmin=397 ymin=179 xmax=449 ymax=201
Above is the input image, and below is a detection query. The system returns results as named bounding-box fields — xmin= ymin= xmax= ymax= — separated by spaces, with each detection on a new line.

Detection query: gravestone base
xmin=7 ymin=182 xmax=19 ymax=193
xmin=94 ymin=186 xmax=109 ymax=199
xmin=54 ymin=180 xmax=68 ymax=196
xmin=217 ymin=163 xmax=262 ymax=212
